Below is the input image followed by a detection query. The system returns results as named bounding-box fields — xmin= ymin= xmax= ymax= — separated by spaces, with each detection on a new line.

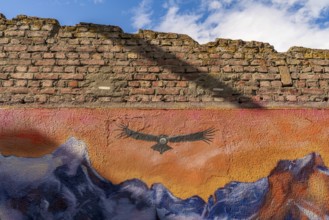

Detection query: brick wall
xmin=0 ymin=14 xmax=329 ymax=107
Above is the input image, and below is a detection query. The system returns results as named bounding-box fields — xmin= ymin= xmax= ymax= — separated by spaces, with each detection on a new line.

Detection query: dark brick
xmin=9 ymin=87 xmax=29 ymax=94
xmin=134 ymin=74 xmax=157 ymax=80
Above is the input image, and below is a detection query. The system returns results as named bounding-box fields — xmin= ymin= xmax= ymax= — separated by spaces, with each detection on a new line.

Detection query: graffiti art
xmin=117 ymin=124 xmax=216 ymax=154
xmin=1 ymin=109 xmax=329 ymax=219
xmin=0 ymin=138 xmax=328 ymax=219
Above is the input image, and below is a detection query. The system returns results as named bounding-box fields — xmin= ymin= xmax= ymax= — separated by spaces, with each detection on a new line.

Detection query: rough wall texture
xmin=1 ymin=14 xmax=329 ymax=107
xmin=2 ymin=108 xmax=329 ymax=201
xmin=3 ymin=108 xmax=329 ymax=220
xmin=2 ymin=14 xmax=329 ymax=219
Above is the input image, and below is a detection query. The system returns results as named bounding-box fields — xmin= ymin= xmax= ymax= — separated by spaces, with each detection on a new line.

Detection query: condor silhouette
xmin=118 ymin=124 xmax=216 ymax=154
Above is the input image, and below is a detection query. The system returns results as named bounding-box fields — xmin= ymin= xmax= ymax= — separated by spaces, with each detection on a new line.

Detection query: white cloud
xmin=211 ymin=4 xmax=310 ymax=50
xmin=156 ymin=6 xmax=209 ymax=41
xmin=131 ymin=0 xmax=153 ymax=29
xmin=200 ymin=0 xmax=222 ymax=10
xmin=213 ymin=0 xmax=329 ymax=51
xmin=133 ymin=0 xmax=329 ymax=52
xmin=93 ymin=0 xmax=103 ymax=3
xmin=209 ymin=1 xmax=222 ymax=10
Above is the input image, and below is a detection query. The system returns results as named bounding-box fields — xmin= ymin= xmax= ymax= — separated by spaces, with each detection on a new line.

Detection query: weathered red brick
xmin=128 ymin=81 xmax=140 ymax=87
xmin=134 ymin=74 xmax=157 ymax=80
xmin=130 ymin=88 xmax=155 ymax=95
xmin=0 ymin=38 xmax=10 ymax=44
xmin=175 ymin=96 xmax=188 ymax=102
xmin=11 ymin=73 xmax=33 ymax=79
xmin=5 ymin=30 xmax=25 ymax=37
xmin=68 ymin=81 xmax=79 ymax=88
xmin=61 ymin=73 xmax=84 ymax=80
xmin=286 ymin=95 xmax=297 ymax=102
xmin=57 ymin=60 xmax=80 ymax=65
xmin=302 ymin=88 xmax=324 ymax=95
xmin=40 ymin=88 xmax=57 ymax=94
xmin=319 ymin=80 xmax=328 ymax=88
xmin=41 ymin=67 xmax=52 ymax=73
xmin=81 ymin=60 xmax=105 ymax=65
xmin=59 ymin=88 xmax=74 ymax=94
xmin=165 ymin=81 xmax=176 ymax=87
xmin=156 ymin=88 xmax=181 ymax=95
xmin=15 ymin=80 xmax=28 ymax=87
xmin=56 ymin=80 xmax=67 ymax=87
xmin=41 ymin=80 xmax=54 ymax=87
xmin=136 ymin=67 xmax=148 ymax=73
xmin=27 ymin=46 xmax=48 ymax=52
xmin=4 ymin=45 xmax=27 ymax=51
xmin=64 ymin=66 xmax=76 ymax=73
xmin=49 ymin=96 xmax=63 ymax=103
xmin=0 ymin=94 xmax=10 ymax=102
xmin=0 ymin=52 xmax=7 ymax=58
xmin=34 ymin=95 xmax=48 ymax=103
xmin=28 ymin=67 xmax=39 ymax=73
xmin=148 ymin=66 xmax=160 ymax=73
xmin=55 ymin=52 xmax=66 ymax=59
xmin=28 ymin=81 xmax=41 ymax=87
xmin=176 ymin=81 xmax=188 ymax=87
xmin=50 ymin=45 xmax=75 ymax=52
xmin=300 ymin=73 xmax=320 ymax=80
xmin=150 ymin=95 xmax=162 ymax=102
xmin=35 ymin=59 xmax=56 ymax=66
xmin=159 ymin=74 xmax=180 ymax=80
xmin=76 ymin=46 xmax=96 ymax=52
xmin=87 ymin=67 xmax=100 ymax=73
xmin=9 ymin=87 xmax=29 ymax=94
xmin=11 ymin=94 xmax=26 ymax=103
xmin=2 ymin=80 xmax=14 ymax=87
xmin=260 ymin=81 xmax=271 ymax=87
xmin=26 ymin=31 xmax=48 ymax=37
xmin=152 ymin=81 xmax=164 ymax=87
xmin=162 ymin=95 xmax=175 ymax=101
xmin=271 ymin=81 xmax=282 ymax=87
xmin=80 ymin=53 xmax=90 ymax=59
xmin=16 ymin=66 xmax=28 ymax=72
xmin=139 ymin=81 xmax=151 ymax=88
xmin=313 ymin=66 xmax=324 ymax=73
xmin=34 ymin=73 xmax=59 ymax=80
xmin=0 ymin=73 xmax=8 ymax=79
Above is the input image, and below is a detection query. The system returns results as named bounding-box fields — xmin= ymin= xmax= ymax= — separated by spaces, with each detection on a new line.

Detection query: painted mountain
xmin=0 ymin=137 xmax=328 ymax=219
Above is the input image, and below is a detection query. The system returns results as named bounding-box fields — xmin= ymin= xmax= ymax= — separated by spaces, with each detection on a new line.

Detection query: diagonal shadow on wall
xmin=81 ymin=23 xmax=264 ymax=108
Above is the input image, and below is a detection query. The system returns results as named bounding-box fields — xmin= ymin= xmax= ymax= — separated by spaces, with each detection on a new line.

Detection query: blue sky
xmin=0 ymin=0 xmax=328 ymax=51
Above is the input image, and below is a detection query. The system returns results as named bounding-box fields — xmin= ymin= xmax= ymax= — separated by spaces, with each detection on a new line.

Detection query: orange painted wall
xmin=1 ymin=108 xmax=329 ymax=199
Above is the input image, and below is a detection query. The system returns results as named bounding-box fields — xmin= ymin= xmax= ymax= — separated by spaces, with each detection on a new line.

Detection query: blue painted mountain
xmin=0 ymin=137 xmax=328 ymax=219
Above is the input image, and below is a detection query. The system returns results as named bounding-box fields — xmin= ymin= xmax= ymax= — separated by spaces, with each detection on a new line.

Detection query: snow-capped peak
xmin=270 ymin=153 xmax=324 ymax=180
xmin=52 ymin=137 xmax=89 ymax=175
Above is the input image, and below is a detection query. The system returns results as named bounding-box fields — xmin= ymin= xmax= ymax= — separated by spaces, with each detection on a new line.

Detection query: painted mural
xmin=1 ymin=109 xmax=329 ymax=219
xmin=117 ymin=124 xmax=216 ymax=154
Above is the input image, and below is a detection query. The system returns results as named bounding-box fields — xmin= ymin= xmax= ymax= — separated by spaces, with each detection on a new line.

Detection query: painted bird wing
xmin=117 ymin=124 xmax=159 ymax=142
xmin=168 ymin=128 xmax=216 ymax=144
